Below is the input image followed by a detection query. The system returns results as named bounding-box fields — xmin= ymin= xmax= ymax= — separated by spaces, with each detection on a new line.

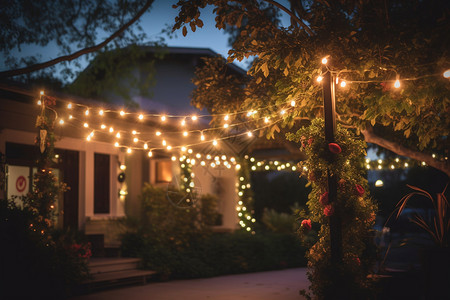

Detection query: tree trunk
xmin=361 ymin=126 xmax=450 ymax=178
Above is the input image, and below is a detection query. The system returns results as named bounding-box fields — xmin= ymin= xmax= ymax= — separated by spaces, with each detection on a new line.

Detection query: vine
xmin=287 ymin=118 xmax=377 ymax=299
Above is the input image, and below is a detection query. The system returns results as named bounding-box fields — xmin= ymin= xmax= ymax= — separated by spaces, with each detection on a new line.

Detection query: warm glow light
xmin=86 ymin=135 xmax=91 ymax=141
xmin=394 ymin=79 xmax=401 ymax=88
xmin=85 ymin=109 xmax=89 ymax=116
xmin=280 ymin=109 xmax=286 ymax=115
xmin=340 ymin=81 xmax=346 ymax=87
xmin=183 ymin=131 xmax=188 ymax=137
xmin=120 ymin=110 xmax=125 ymax=116
xmin=162 ymin=140 xmax=167 ymax=146
xmin=116 ymin=132 xmax=121 ymax=138
xmin=161 ymin=115 xmax=166 ymax=122
xmin=138 ymin=114 xmax=144 ymax=120
xmin=224 ymin=114 xmax=229 ymax=121
xmin=156 ymin=131 xmax=161 ymax=136
xmin=167 ymin=145 xmax=172 ymax=150
xmin=109 ymin=127 xmax=114 ymax=133
xmin=99 ymin=109 xmax=104 ymax=116
xmin=40 ymin=90 xmax=44 ymax=95
xmin=37 ymin=100 xmax=42 ymax=105
xmin=132 ymin=130 xmax=137 ymax=135
xmin=148 ymin=151 xmax=153 ymax=157
xmin=69 ymin=115 xmax=73 ymax=120
xmin=290 ymin=100 xmax=296 ymax=107
xmin=443 ymin=69 xmax=450 ymax=78
xmin=224 ymin=123 xmax=229 ymax=129
xmin=144 ymin=143 xmax=148 ymax=149
xmin=212 ymin=139 xmax=218 ymax=146
xmin=67 ymin=103 xmax=72 ymax=109
xmin=171 ymin=156 xmax=177 ymax=161
xmin=247 ymin=131 xmax=253 ymax=137
xmin=83 ymin=122 xmax=89 ymax=128
xmin=191 ymin=115 xmax=197 ymax=121
xmin=59 ymin=119 xmax=64 ymax=125
xmin=133 ymin=137 xmax=138 ymax=143
xmin=101 ymin=124 xmax=106 ymax=129
xmin=200 ymin=134 xmax=205 ymax=141
xmin=317 ymin=75 xmax=323 ymax=82
xmin=127 ymin=148 xmax=132 ymax=154
xmin=120 ymin=164 xmax=126 ymax=170
xmin=181 ymin=146 xmax=187 ymax=152
xmin=375 ymin=180 xmax=384 ymax=187
xmin=321 ymin=57 xmax=328 ymax=64
xmin=114 ymin=142 xmax=119 ymax=147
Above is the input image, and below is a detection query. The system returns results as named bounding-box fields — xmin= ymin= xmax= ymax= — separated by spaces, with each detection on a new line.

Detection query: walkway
xmin=72 ymin=268 xmax=309 ymax=300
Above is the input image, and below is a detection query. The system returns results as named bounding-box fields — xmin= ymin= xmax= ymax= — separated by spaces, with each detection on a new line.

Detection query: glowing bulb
xmin=120 ymin=164 xmax=126 ymax=170
xmin=37 ymin=100 xmax=42 ymax=105
xmin=375 ymin=180 xmax=384 ymax=187
xmin=161 ymin=115 xmax=166 ymax=122
xmin=213 ymin=139 xmax=218 ymax=146
xmin=224 ymin=123 xmax=229 ymax=129
xmin=99 ymin=109 xmax=104 ymax=116
xmin=247 ymin=131 xmax=253 ymax=137
xmin=114 ymin=142 xmax=119 ymax=147
xmin=321 ymin=57 xmax=328 ymax=64
xmin=156 ymin=131 xmax=161 ymax=136
xmin=148 ymin=151 xmax=153 ymax=157
xmin=280 ymin=109 xmax=286 ymax=115
xmin=86 ymin=135 xmax=91 ymax=141
xmin=171 ymin=156 xmax=177 ymax=161
xmin=69 ymin=115 xmax=73 ymax=119
xmin=67 ymin=103 xmax=72 ymax=109
xmin=144 ymin=143 xmax=148 ymax=149
xmin=85 ymin=109 xmax=89 ymax=116
xmin=133 ymin=137 xmax=138 ymax=143
xmin=120 ymin=110 xmax=125 ymax=116
xmin=40 ymin=90 xmax=44 ymax=95
xmin=264 ymin=117 xmax=269 ymax=123
xmin=101 ymin=124 xmax=106 ymax=129
xmin=167 ymin=145 xmax=172 ymax=150
xmin=138 ymin=114 xmax=144 ymax=120
xmin=224 ymin=114 xmax=229 ymax=121
xmin=340 ymin=81 xmax=346 ymax=87
xmin=127 ymin=148 xmax=132 ymax=154
xmin=162 ymin=140 xmax=167 ymax=146
xmin=181 ymin=119 xmax=186 ymax=126
xmin=83 ymin=122 xmax=89 ymax=128
xmin=290 ymin=100 xmax=296 ymax=107
xmin=132 ymin=130 xmax=137 ymax=135
xmin=200 ymin=134 xmax=205 ymax=141
xmin=317 ymin=75 xmax=323 ymax=82
xmin=191 ymin=115 xmax=198 ymax=121
xmin=443 ymin=69 xmax=450 ymax=78
xmin=116 ymin=132 xmax=121 ymax=138
xmin=109 ymin=127 xmax=114 ymax=133
xmin=59 ymin=119 xmax=64 ymax=125
xmin=394 ymin=79 xmax=400 ymax=88
xmin=183 ymin=131 xmax=188 ymax=137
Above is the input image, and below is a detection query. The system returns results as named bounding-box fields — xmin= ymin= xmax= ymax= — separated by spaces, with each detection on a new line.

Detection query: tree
xmin=172 ymin=0 xmax=450 ymax=177
xmin=0 ymin=0 xmax=154 ymax=80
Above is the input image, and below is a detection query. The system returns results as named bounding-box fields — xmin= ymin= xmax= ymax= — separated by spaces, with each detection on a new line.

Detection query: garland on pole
xmin=287 ymin=118 xmax=377 ymax=299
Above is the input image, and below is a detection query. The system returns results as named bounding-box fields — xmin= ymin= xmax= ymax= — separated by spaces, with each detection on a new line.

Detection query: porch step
xmin=80 ymin=258 xmax=156 ymax=293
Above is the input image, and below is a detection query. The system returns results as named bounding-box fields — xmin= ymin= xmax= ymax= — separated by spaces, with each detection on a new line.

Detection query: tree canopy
xmin=173 ymin=0 xmax=450 ymax=176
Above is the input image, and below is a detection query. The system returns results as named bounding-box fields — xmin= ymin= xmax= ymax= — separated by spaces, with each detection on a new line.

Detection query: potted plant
xmin=395 ymin=184 xmax=449 ymax=298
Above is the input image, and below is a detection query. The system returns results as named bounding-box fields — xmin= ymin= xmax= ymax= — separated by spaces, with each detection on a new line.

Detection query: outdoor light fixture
xmin=375 ymin=180 xmax=384 ymax=187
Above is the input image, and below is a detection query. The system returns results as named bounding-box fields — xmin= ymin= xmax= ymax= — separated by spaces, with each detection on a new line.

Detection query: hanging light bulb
xmin=99 ymin=109 xmax=104 ymax=116
xmin=116 ymin=132 xmax=121 ymax=138
xmin=144 ymin=143 xmax=148 ymax=149
xmin=162 ymin=140 xmax=167 ymax=146
xmin=212 ymin=139 xmax=218 ymax=146
xmin=59 ymin=119 xmax=64 ymax=125
xmin=120 ymin=110 xmax=125 ymax=116
xmin=264 ymin=117 xmax=270 ymax=123
xmin=290 ymin=100 xmax=296 ymax=107
xmin=443 ymin=69 xmax=450 ymax=78
xmin=224 ymin=123 xmax=229 ymax=129
xmin=127 ymin=148 xmax=132 ymax=154
xmin=109 ymin=127 xmax=114 ymax=133
xmin=394 ymin=77 xmax=401 ymax=88
xmin=183 ymin=131 xmax=188 ymax=137
xmin=132 ymin=130 xmax=137 ymax=135
xmin=138 ymin=114 xmax=144 ymax=120
xmin=161 ymin=115 xmax=166 ymax=122
xmin=83 ymin=122 xmax=89 ymax=128
xmin=114 ymin=142 xmax=119 ymax=147
xmin=321 ymin=57 xmax=328 ymax=64
xmin=67 ymin=103 xmax=73 ymax=109
xmin=340 ymin=81 xmax=346 ymax=87
xmin=200 ymin=133 xmax=205 ymax=141
xmin=247 ymin=131 xmax=253 ymax=137
xmin=85 ymin=109 xmax=89 ymax=116
xmin=148 ymin=151 xmax=153 ymax=157
xmin=156 ymin=131 xmax=161 ymax=136
xmin=191 ymin=115 xmax=198 ymax=121
xmin=224 ymin=114 xmax=229 ymax=121
xmin=181 ymin=119 xmax=186 ymax=126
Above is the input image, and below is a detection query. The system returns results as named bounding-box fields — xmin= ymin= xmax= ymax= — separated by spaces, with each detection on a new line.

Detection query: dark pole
xmin=322 ymin=62 xmax=343 ymax=277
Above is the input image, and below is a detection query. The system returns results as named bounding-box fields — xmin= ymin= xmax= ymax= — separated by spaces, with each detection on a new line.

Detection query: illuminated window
xmin=155 ymin=160 xmax=172 ymax=183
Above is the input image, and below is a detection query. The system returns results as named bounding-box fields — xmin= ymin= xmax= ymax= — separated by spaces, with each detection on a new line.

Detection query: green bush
xmin=120 ymin=184 xmax=307 ymax=279
xmin=0 ymin=199 xmax=90 ymax=299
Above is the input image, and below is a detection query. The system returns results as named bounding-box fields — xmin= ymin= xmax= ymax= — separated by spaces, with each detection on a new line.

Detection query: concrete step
xmin=89 ymin=257 xmax=140 ymax=274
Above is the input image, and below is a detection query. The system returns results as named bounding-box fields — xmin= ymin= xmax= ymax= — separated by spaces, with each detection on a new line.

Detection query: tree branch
xmin=262 ymin=0 xmax=315 ymax=36
xmin=361 ymin=125 xmax=449 ymax=178
xmin=0 ymin=0 xmax=153 ymax=78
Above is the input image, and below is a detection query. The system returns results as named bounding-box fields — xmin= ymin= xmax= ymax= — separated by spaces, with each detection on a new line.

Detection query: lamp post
xmin=322 ymin=60 xmax=343 ymax=274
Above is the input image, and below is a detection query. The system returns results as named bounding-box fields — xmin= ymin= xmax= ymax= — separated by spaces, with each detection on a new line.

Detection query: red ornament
xmin=301 ymin=219 xmax=312 ymax=231
xmin=307 ymin=138 xmax=314 ymax=146
xmin=319 ymin=192 xmax=329 ymax=206
xmin=324 ymin=205 xmax=334 ymax=217
xmin=328 ymin=143 xmax=342 ymax=154
xmin=355 ymin=184 xmax=365 ymax=196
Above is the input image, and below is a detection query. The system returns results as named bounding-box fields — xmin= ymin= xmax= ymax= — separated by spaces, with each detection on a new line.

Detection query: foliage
xmin=121 ymin=230 xmax=306 ymax=279
xmin=0 ymin=199 xmax=91 ymax=299
xmin=261 ymin=204 xmax=301 ymax=233
xmin=173 ymin=0 xmax=449 ymax=175
xmin=287 ymin=118 xmax=378 ymax=299
xmin=395 ymin=184 xmax=449 ymax=248
xmin=0 ymin=0 xmax=152 ymax=80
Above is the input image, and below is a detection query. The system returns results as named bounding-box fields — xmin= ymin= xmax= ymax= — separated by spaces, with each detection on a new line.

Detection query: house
xmin=0 ymin=47 xmax=250 ymax=253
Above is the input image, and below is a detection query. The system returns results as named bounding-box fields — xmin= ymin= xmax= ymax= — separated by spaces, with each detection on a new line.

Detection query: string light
xmin=99 ymin=109 xmax=104 ymax=116
xmin=120 ymin=110 xmax=125 ymax=116
xmin=85 ymin=109 xmax=89 ymax=116
xmin=443 ymin=69 xmax=450 ymax=78
xmin=394 ymin=78 xmax=401 ymax=88
xmin=161 ymin=115 xmax=166 ymax=122
xmin=317 ymin=75 xmax=323 ymax=82
xmin=67 ymin=103 xmax=72 ymax=109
